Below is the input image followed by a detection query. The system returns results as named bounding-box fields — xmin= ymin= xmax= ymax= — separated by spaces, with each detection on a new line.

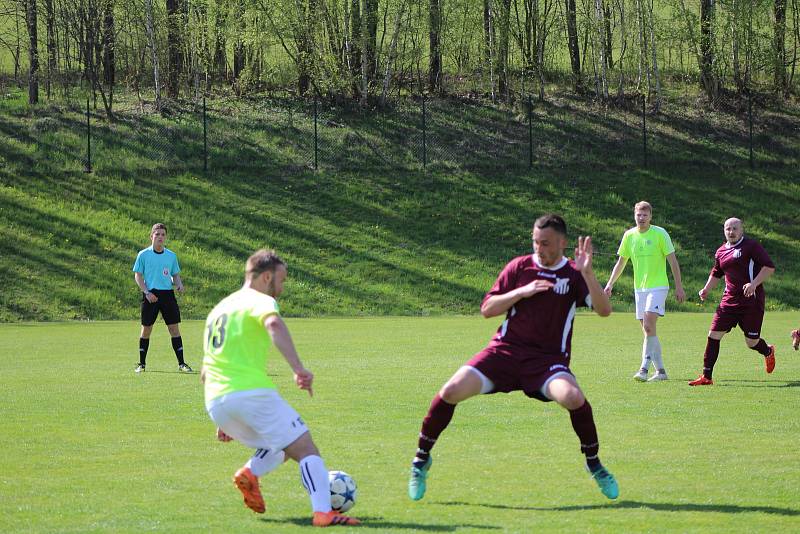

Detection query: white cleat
xmin=633 ymin=369 xmax=648 ymax=382
xmin=648 ymin=372 xmax=669 ymax=382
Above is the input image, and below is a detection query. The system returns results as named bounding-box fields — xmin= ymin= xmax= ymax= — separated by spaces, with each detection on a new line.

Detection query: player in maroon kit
xmin=407 ymin=214 xmax=618 ymax=501
xmin=690 ymin=218 xmax=776 ymax=386
xmin=792 ymin=329 xmax=799 ymax=351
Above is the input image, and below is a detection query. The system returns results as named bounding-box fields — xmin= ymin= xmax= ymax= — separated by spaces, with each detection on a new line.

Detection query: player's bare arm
xmin=480 ymin=279 xmax=555 ymax=318
xmin=264 ymin=314 xmax=314 ymax=396
xmin=604 ymin=256 xmax=628 ymax=296
xmin=575 ymin=236 xmax=612 ymax=317
xmin=698 ymin=275 xmax=722 ymax=301
xmin=666 ymin=253 xmax=686 ymax=302
xmin=743 ymin=266 xmax=775 ymax=297
xmin=173 ymin=273 xmax=185 ymax=293
xmin=134 ymin=272 xmax=158 ymax=303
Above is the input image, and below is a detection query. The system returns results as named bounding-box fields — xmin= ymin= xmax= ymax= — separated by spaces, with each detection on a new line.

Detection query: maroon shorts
xmin=710 ymin=306 xmax=765 ymax=339
xmin=466 ymin=343 xmax=573 ymax=402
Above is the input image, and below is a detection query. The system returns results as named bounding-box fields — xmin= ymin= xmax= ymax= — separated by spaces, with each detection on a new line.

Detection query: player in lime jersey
xmin=201 ymin=249 xmax=359 ymax=528
xmin=604 ymin=201 xmax=686 ymax=382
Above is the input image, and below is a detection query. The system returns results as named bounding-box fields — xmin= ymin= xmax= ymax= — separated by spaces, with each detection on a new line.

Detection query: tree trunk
xmin=144 ymin=0 xmax=162 ymax=110
xmin=45 ymin=0 xmax=55 ymax=99
xmin=700 ymin=0 xmax=718 ymax=101
xmin=565 ymin=0 xmax=581 ymax=89
xmin=593 ymin=0 xmax=608 ymax=99
xmin=604 ymin=1 xmax=613 ymax=68
xmin=647 ymin=0 xmax=661 ymax=109
xmin=102 ymin=0 xmax=115 ymax=90
xmin=364 ymin=0 xmax=378 ymax=82
xmin=774 ymin=0 xmax=787 ymax=95
xmin=380 ymin=0 xmax=407 ymax=105
xmin=26 ymin=0 xmax=39 ymax=104
xmin=428 ymin=0 xmax=442 ymax=93
xmin=166 ymin=0 xmax=183 ymax=98
xmin=350 ymin=0 xmax=362 ymax=95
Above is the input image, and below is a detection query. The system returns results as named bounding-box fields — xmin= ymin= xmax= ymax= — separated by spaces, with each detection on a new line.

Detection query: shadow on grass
xmin=259 ymin=516 xmax=501 ymax=531
xmin=435 ymin=499 xmax=800 ymax=516
xmin=715 ymin=380 xmax=800 ymax=388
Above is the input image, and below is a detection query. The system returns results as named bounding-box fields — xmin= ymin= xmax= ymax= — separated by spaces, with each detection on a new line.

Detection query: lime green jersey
xmin=617 ymin=225 xmax=676 ymax=290
xmin=203 ymin=288 xmax=281 ymax=403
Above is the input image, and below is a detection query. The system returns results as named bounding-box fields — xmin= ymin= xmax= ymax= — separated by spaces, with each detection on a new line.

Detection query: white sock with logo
xmin=640 ymin=338 xmax=652 ymax=372
xmin=648 ymin=336 xmax=665 ymax=373
xmin=299 ymin=455 xmax=332 ymax=513
xmin=246 ymin=449 xmax=285 ymax=477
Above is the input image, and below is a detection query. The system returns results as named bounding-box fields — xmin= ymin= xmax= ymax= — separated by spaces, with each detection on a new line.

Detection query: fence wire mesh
xmin=19 ymin=94 xmax=799 ymax=177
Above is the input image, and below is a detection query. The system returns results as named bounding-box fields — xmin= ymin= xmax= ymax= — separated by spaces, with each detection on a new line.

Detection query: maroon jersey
xmin=711 ymin=237 xmax=774 ymax=310
xmin=483 ymin=254 xmax=592 ymax=359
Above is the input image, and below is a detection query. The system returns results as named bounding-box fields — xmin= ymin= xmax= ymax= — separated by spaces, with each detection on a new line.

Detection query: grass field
xmin=1 ymin=87 xmax=799 ymax=321
xmin=2 ymin=313 xmax=799 ymax=533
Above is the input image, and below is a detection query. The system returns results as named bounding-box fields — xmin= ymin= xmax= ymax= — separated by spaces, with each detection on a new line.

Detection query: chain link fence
xmin=12 ymin=93 xmax=799 ymax=177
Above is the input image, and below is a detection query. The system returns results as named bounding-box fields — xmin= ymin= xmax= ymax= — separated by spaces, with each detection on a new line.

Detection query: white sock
xmin=246 ymin=449 xmax=285 ymax=477
xmin=299 ymin=455 xmax=332 ymax=513
xmin=648 ymin=336 xmax=665 ymax=373
xmin=640 ymin=338 xmax=652 ymax=371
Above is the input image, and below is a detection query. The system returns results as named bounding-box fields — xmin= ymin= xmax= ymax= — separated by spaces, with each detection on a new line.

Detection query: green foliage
xmin=1 ymin=314 xmax=799 ymax=532
xmin=0 ymin=88 xmax=799 ymax=321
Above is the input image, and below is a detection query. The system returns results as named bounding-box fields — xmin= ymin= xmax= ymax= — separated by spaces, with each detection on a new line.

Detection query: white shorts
xmin=206 ymin=389 xmax=308 ymax=452
xmin=634 ymin=288 xmax=668 ymax=320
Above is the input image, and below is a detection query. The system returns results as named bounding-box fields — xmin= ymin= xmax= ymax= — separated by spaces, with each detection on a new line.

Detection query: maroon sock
xmin=417 ymin=394 xmax=456 ymax=454
xmin=703 ymin=337 xmax=721 ymax=379
xmin=569 ymin=400 xmax=599 ymax=465
xmin=750 ymin=338 xmax=771 ymax=356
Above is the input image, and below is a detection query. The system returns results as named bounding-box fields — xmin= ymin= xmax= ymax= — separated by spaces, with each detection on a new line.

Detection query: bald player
xmin=689 ymin=218 xmax=776 ymax=386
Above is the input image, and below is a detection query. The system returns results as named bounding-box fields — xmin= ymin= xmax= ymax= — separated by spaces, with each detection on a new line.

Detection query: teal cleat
xmin=588 ymin=464 xmax=619 ymax=500
xmin=408 ymin=456 xmax=432 ymax=501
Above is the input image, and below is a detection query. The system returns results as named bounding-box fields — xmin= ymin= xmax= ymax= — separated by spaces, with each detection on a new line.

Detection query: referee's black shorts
xmin=141 ymin=289 xmax=181 ymax=326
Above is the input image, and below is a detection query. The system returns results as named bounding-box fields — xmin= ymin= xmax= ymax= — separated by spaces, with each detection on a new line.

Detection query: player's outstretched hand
xmin=698 ymin=287 xmax=708 ymax=301
xmin=574 ymin=236 xmax=594 ymax=273
xmin=294 ymin=367 xmax=314 ymax=397
xmin=216 ymin=428 xmax=234 ymax=442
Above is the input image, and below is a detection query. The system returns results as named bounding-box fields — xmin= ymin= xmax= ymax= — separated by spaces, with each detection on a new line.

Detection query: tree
xmin=429 ymin=0 xmax=442 ymax=92
xmin=700 ymin=0 xmax=719 ymax=101
xmin=565 ymin=0 xmax=581 ymax=89
xmin=166 ymin=0 xmax=183 ymax=98
xmin=774 ymin=0 xmax=788 ymax=95
xmin=25 ymin=0 xmax=39 ymax=104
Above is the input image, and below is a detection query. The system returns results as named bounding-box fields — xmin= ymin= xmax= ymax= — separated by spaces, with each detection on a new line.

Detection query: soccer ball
xmin=328 ymin=470 xmax=357 ymax=512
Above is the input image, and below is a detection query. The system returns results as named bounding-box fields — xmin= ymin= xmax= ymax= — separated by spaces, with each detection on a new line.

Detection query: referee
xmin=132 ymin=223 xmax=192 ymax=373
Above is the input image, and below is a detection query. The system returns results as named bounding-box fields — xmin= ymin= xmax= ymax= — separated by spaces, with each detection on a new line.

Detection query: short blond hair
xmin=150 ymin=223 xmax=167 ymax=235
xmin=634 ymin=201 xmax=652 ymax=213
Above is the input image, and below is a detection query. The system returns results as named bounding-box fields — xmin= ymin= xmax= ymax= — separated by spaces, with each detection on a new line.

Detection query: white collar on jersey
xmin=724 ymin=236 xmax=745 ymax=249
xmin=532 ymin=253 xmax=568 ymax=271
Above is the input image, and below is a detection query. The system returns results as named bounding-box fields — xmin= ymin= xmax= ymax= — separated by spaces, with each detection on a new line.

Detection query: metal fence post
xmin=84 ymin=98 xmax=92 ymax=173
xmin=642 ymin=94 xmax=647 ymax=168
xmin=748 ymin=94 xmax=754 ymax=169
xmin=528 ymin=94 xmax=533 ymax=169
xmin=422 ymin=94 xmax=427 ymax=170
xmin=314 ymin=95 xmax=318 ymax=170
xmin=203 ymin=97 xmax=208 ymax=172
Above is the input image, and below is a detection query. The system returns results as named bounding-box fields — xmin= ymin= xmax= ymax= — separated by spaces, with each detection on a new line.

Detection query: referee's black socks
xmin=172 ymin=336 xmax=185 ymax=365
xmin=139 ymin=338 xmax=150 ymax=365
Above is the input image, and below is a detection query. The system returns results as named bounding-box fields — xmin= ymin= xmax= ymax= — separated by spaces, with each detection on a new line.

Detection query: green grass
xmin=1 ymin=313 xmax=799 ymax=532
xmin=0 ymin=88 xmax=799 ymax=321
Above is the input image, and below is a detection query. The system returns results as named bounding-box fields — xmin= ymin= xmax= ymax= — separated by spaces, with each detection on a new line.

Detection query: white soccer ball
xmin=328 ymin=470 xmax=357 ymax=512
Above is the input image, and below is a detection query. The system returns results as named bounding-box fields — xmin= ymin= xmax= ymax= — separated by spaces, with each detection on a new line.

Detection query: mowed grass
xmin=1 ymin=313 xmax=799 ymax=533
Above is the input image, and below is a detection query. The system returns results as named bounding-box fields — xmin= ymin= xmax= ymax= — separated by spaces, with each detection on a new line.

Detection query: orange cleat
xmin=233 ymin=467 xmax=265 ymax=513
xmin=688 ymin=375 xmax=713 ymax=386
xmin=312 ymin=511 xmax=361 ymax=527
xmin=792 ymin=330 xmax=800 ymax=351
xmin=765 ymin=345 xmax=776 ymax=374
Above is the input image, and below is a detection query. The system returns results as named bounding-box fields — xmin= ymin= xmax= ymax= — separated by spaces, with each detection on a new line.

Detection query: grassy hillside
xmin=0 ymin=88 xmax=799 ymax=321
